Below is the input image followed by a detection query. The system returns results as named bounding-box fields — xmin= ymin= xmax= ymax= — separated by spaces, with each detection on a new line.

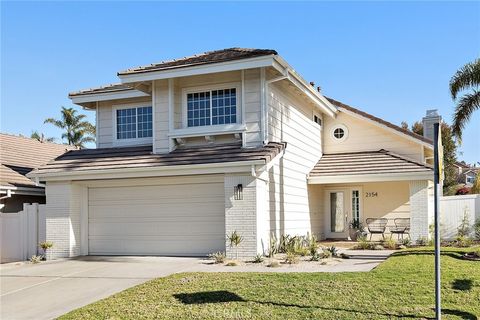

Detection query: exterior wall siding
xmin=96 ymin=97 xmax=153 ymax=148
xmin=224 ymin=174 xmax=257 ymax=259
xmin=45 ymin=182 xmax=82 ymax=259
xmin=264 ymin=81 xmax=323 ymax=244
xmin=323 ymin=111 xmax=425 ymax=162
xmin=409 ymin=180 xmax=432 ymax=241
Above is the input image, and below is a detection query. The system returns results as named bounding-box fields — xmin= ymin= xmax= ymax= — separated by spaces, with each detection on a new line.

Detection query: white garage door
xmin=88 ymin=175 xmax=225 ymax=256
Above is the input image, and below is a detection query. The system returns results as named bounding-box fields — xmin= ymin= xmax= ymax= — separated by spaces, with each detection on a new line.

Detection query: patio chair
xmin=389 ymin=218 xmax=410 ymax=241
xmin=365 ymin=218 xmax=388 ymax=241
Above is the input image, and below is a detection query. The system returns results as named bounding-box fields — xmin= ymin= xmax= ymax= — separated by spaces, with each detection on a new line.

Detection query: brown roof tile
xmin=326 ymin=97 xmax=433 ymax=145
xmin=0 ymin=133 xmax=76 ymax=187
xmin=118 ymin=48 xmax=277 ymax=76
xmin=31 ymin=142 xmax=286 ymax=175
xmin=310 ymin=149 xmax=433 ymax=177
xmin=69 ymin=83 xmax=134 ymax=97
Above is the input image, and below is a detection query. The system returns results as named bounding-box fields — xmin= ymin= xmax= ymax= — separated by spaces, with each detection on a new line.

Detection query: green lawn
xmin=61 ymin=248 xmax=480 ymax=319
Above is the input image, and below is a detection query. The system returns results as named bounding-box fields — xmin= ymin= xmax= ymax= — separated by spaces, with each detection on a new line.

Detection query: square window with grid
xmin=186 ymin=88 xmax=237 ymax=127
xmin=116 ymin=106 xmax=152 ymax=140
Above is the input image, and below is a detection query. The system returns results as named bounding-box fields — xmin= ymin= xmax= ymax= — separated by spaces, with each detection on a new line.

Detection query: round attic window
xmin=331 ymin=124 xmax=348 ymax=142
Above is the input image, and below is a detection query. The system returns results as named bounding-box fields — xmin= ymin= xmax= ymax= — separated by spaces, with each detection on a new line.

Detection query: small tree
xmin=39 ymin=241 xmax=53 ymax=259
xmin=457 ymin=208 xmax=471 ymax=238
xmin=226 ymin=231 xmax=243 ymax=260
xmin=470 ymin=174 xmax=480 ymax=194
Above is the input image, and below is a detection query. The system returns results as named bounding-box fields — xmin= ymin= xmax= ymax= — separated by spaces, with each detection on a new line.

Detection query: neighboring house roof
xmin=309 ymin=149 xmax=433 ymax=178
xmin=118 ymin=48 xmax=278 ymax=76
xmin=454 ymin=161 xmax=470 ymax=169
xmin=30 ymin=142 xmax=286 ymax=175
xmin=326 ymin=97 xmax=433 ymax=146
xmin=0 ymin=133 xmax=75 ymax=188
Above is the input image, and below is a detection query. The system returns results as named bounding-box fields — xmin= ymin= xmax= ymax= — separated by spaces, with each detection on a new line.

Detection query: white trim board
xmin=28 ymin=160 xmax=266 ymax=181
xmin=71 ymin=89 xmax=149 ymax=105
xmin=308 ymin=172 xmax=433 ymax=184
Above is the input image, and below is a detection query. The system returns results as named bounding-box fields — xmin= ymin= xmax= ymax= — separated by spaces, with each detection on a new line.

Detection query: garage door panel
xmin=89 ymin=203 xmax=224 ymax=219
xmin=89 ymin=220 xmax=225 ymax=236
xmin=88 ymin=176 xmax=225 ymax=256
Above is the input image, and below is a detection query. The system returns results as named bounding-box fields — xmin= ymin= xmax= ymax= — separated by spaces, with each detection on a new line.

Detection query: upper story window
xmin=187 ymin=88 xmax=237 ymax=127
xmin=314 ymin=115 xmax=322 ymax=126
xmin=116 ymin=106 xmax=152 ymax=140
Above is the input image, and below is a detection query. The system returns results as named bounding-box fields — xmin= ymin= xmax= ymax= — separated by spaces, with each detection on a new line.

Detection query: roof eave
xmin=69 ymin=89 xmax=150 ymax=107
xmin=118 ymin=55 xmax=277 ymax=83
xmin=27 ymin=159 xmax=267 ymax=182
xmin=308 ymin=171 xmax=433 ymax=184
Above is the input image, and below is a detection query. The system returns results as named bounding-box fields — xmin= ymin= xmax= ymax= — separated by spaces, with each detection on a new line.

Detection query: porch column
xmin=409 ymin=180 xmax=433 ymax=241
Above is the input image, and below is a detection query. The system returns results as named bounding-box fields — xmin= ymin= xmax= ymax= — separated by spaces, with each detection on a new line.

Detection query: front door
xmin=326 ymin=190 xmax=347 ymax=238
xmin=325 ymin=188 xmax=362 ymax=239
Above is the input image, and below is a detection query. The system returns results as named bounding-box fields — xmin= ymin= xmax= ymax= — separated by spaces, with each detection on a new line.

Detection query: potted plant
xmin=349 ymin=219 xmax=364 ymax=241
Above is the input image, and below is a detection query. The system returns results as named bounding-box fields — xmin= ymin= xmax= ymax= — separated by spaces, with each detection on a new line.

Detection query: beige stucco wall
xmin=309 ymin=181 xmax=411 ymax=240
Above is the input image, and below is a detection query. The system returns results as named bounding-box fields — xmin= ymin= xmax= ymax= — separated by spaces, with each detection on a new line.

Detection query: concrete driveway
xmin=0 ymin=256 xmax=202 ymax=320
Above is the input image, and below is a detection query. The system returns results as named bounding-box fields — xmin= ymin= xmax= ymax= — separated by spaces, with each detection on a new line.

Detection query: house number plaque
xmin=365 ymin=192 xmax=378 ymax=198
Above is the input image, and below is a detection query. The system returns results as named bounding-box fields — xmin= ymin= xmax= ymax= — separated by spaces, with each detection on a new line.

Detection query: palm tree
xmin=450 ymin=59 xmax=480 ymax=141
xmin=30 ymin=131 xmax=56 ymax=143
xmin=44 ymin=107 xmax=95 ymax=148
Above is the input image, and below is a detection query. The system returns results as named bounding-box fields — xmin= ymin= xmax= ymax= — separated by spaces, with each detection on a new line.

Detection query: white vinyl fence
xmin=0 ymin=203 xmax=46 ymax=263
xmin=440 ymin=194 xmax=480 ymax=240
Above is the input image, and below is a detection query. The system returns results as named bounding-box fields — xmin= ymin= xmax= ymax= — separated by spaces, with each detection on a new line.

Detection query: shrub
xmin=456 ymin=187 xmax=471 ymax=195
xmin=474 ymin=219 xmax=480 ymax=241
xmin=455 ymin=236 xmax=474 ymax=248
xmin=457 ymin=209 xmax=471 ymax=237
xmin=401 ymin=238 xmax=412 ymax=247
xmin=268 ymin=233 xmax=278 ymax=258
xmin=355 ymin=236 xmax=372 ymax=250
xmin=39 ymin=241 xmax=53 ymax=256
xmin=225 ymin=261 xmax=238 ymax=266
xmin=227 ymin=231 xmax=243 ymax=260
xmin=321 ymin=249 xmax=332 ymax=259
xmin=252 ymin=254 xmax=264 ymax=263
xmin=285 ymin=252 xmax=300 ymax=264
xmin=278 ymin=234 xmax=291 ymax=253
xmin=307 ymin=234 xmax=319 ymax=256
xmin=416 ymin=237 xmax=428 ymax=246
xmin=30 ymin=255 xmax=42 ymax=264
xmin=326 ymin=246 xmax=339 ymax=257
xmin=383 ymin=238 xmax=397 ymax=250
xmin=267 ymin=260 xmax=280 ymax=268
xmin=310 ymin=251 xmax=321 ymax=261
xmin=208 ymin=251 xmax=226 ymax=264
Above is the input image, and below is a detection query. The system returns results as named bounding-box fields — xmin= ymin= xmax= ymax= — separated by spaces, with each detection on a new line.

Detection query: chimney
xmin=422 ymin=109 xmax=442 ymax=141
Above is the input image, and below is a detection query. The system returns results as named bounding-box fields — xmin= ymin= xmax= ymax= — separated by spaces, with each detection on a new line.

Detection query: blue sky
xmin=1 ymin=1 xmax=479 ymax=163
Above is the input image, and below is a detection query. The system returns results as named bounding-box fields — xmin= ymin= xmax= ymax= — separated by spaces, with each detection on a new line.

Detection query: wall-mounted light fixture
xmin=234 ymin=184 xmax=243 ymax=200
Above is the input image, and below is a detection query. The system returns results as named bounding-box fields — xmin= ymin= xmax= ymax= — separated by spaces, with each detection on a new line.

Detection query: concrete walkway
xmin=0 ymin=256 xmax=202 ymax=320
xmin=0 ymin=250 xmax=394 ymax=320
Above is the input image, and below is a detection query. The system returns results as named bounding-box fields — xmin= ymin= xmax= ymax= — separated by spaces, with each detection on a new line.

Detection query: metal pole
xmin=433 ymin=122 xmax=441 ymax=319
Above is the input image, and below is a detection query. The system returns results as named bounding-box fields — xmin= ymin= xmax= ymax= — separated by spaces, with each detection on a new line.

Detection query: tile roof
xmin=69 ymin=83 xmax=134 ymax=97
xmin=326 ymin=97 xmax=433 ymax=145
xmin=309 ymin=149 xmax=433 ymax=178
xmin=31 ymin=142 xmax=286 ymax=175
xmin=0 ymin=133 xmax=76 ymax=187
xmin=118 ymin=48 xmax=278 ymax=75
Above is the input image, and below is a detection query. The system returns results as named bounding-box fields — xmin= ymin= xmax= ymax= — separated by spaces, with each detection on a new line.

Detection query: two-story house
xmin=29 ymin=48 xmax=434 ymax=259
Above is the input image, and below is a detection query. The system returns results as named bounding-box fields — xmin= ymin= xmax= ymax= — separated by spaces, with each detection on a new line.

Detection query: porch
xmin=307 ymin=150 xmax=434 ymax=241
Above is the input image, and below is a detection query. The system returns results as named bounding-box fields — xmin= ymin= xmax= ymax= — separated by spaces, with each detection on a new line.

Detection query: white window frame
xmin=330 ymin=124 xmax=348 ymax=142
xmin=112 ymin=103 xmax=153 ymax=146
xmin=181 ymin=82 xmax=241 ymax=130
